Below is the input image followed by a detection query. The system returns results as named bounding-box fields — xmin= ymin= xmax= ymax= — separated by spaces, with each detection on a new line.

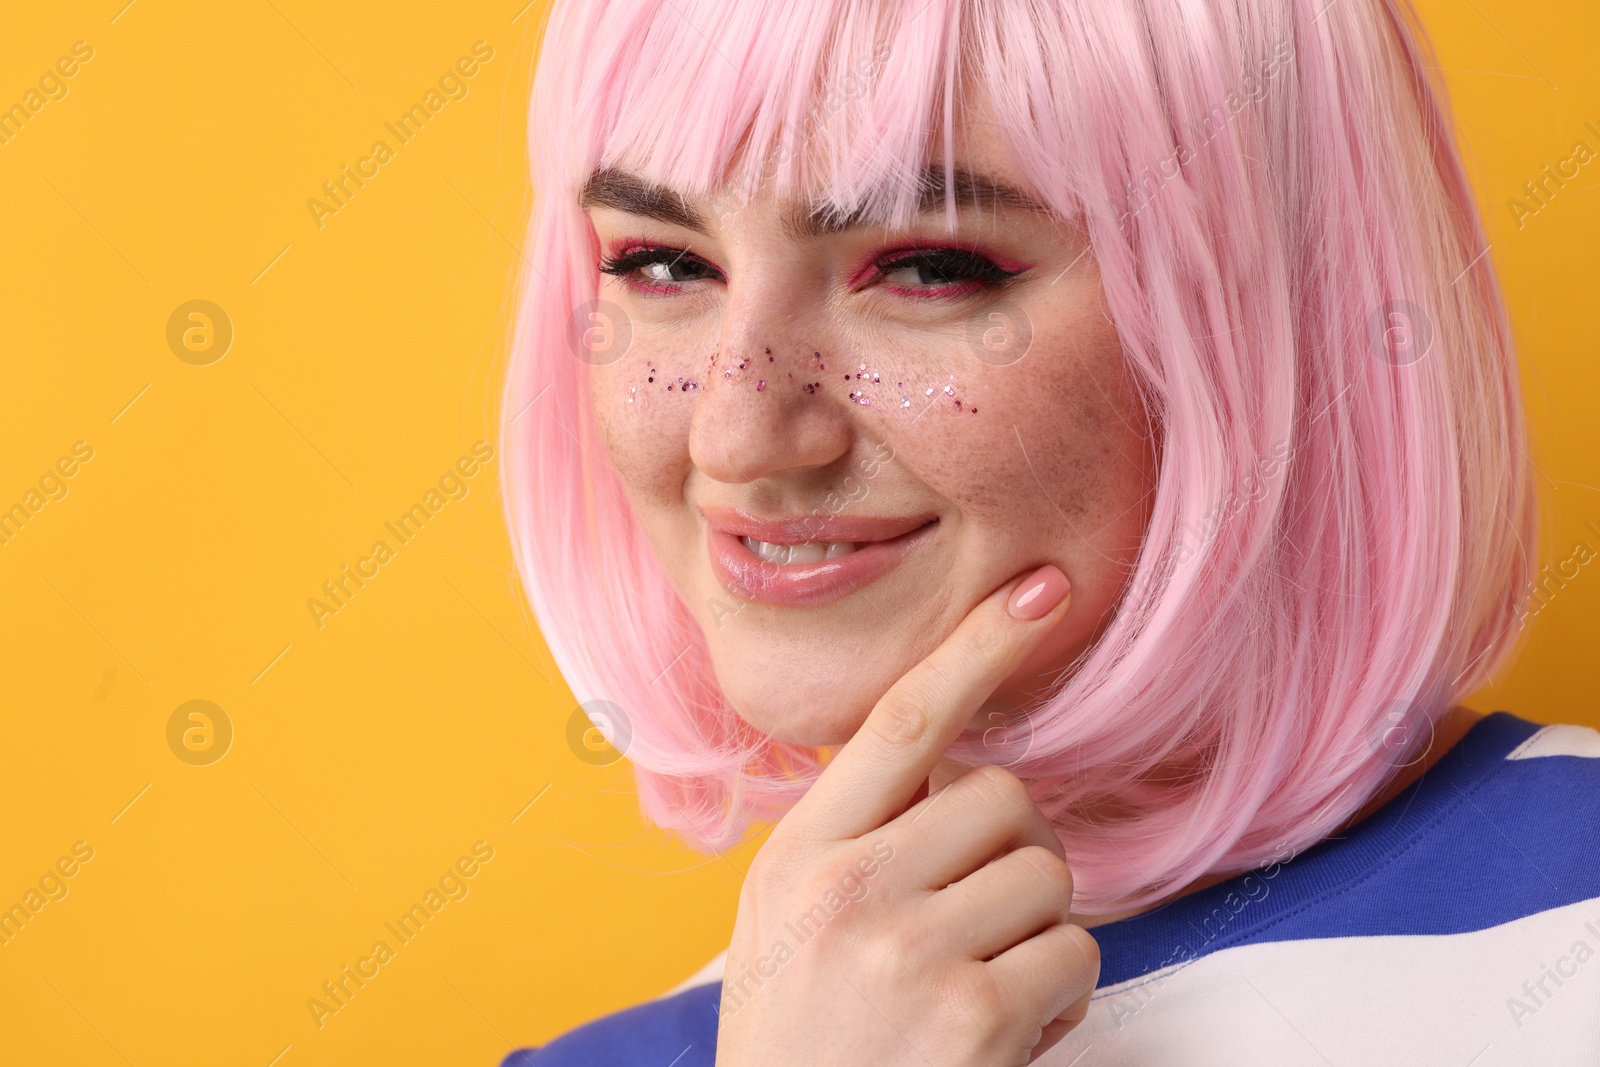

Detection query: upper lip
xmin=699 ymin=504 xmax=938 ymax=545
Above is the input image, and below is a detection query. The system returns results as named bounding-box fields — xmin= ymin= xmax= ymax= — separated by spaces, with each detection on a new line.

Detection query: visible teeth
xmin=742 ymin=536 xmax=792 ymax=564
xmin=785 ymin=541 xmax=829 ymax=564
xmin=741 ymin=536 xmax=859 ymax=564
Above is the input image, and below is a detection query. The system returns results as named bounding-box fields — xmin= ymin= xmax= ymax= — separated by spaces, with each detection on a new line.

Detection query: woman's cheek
xmin=862 ymin=363 xmax=1049 ymax=506
xmin=927 ymin=356 xmax=1143 ymax=537
xmin=588 ymin=355 xmax=696 ymax=506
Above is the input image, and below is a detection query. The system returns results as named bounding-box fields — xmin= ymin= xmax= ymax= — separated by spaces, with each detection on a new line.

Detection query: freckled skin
xmin=586 ymin=113 xmax=1157 ymax=746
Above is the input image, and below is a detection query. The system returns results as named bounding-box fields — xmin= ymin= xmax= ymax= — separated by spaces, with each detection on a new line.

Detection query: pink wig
xmin=500 ymin=0 xmax=1537 ymax=912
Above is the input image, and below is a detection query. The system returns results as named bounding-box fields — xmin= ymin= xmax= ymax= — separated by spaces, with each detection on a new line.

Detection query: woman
xmin=498 ymin=0 xmax=1600 ymax=1063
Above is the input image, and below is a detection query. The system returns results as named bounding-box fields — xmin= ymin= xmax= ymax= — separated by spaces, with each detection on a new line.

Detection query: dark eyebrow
xmin=578 ymin=165 xmax=1054 ymax=238
xmin=579 ymin=168 xmax=708 ymax=233
xmin=789 ymin=168 xmax=1056 ymax=238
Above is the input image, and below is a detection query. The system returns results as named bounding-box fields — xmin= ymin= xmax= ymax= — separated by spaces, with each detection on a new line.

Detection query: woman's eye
xmin=598 ymin=247 xmax=722 ymax=292
xmin=873 ymin=248 xmax=1024 ymax=297
xmin=597 ymin=244 xmax=1025 ymax=299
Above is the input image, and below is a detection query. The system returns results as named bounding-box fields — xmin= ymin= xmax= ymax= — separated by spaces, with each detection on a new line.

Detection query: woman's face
xmin=581 ymin=113 xmax=1157 ymax=747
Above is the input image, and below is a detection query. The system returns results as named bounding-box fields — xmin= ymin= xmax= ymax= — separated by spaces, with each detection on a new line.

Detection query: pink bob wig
xmin=500 ymin=0 xmax=1537 ymax=912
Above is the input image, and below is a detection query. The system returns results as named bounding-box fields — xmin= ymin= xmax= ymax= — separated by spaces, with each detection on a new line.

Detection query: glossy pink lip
xmin=702 ymin=506 xmax=939 ymax=608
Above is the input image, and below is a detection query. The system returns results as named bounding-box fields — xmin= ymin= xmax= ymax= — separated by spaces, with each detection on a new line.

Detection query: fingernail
xmin=1007 ymin=564 xmax=1070 ymax=621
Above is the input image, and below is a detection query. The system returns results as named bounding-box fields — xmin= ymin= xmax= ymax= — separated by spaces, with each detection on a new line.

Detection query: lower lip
xmin=708 ymin=522 xmax=938 ymax=608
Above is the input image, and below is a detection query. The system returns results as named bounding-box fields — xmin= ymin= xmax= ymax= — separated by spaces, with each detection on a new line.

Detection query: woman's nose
xmin=687 ymin=302 xmax=854 ymax=485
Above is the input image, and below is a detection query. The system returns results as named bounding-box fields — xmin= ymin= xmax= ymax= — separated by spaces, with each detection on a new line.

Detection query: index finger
xmin=780 ymin=564 xmax=1072 ymax=844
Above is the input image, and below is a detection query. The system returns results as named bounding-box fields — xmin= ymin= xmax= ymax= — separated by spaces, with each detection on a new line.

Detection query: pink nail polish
xmin=1007 ymin=565 xmax=1070 ymax=621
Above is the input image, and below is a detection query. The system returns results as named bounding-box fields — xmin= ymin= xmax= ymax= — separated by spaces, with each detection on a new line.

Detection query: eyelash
xmin=596 ymin=243 xmax=1026 ymax=300
xmin=598 ymin=243 xmax=722 ymax=296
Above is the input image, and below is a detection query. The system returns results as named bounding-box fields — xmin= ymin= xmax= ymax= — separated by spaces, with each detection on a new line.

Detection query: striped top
xmin=502 ymin=710 xmax=1600 ymax=1065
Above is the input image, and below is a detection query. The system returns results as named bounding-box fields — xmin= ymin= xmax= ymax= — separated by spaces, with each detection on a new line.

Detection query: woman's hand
xmin=714 ymin=565 xmax=1100 ymax=1066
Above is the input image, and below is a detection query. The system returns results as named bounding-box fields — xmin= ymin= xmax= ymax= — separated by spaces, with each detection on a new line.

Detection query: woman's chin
xmin=715 ymin=665 xmax=885 ymax=747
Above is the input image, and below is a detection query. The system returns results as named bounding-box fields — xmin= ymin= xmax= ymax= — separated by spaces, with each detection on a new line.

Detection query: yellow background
xmin=0 ymin=2 xmax=1595 ymax=1063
